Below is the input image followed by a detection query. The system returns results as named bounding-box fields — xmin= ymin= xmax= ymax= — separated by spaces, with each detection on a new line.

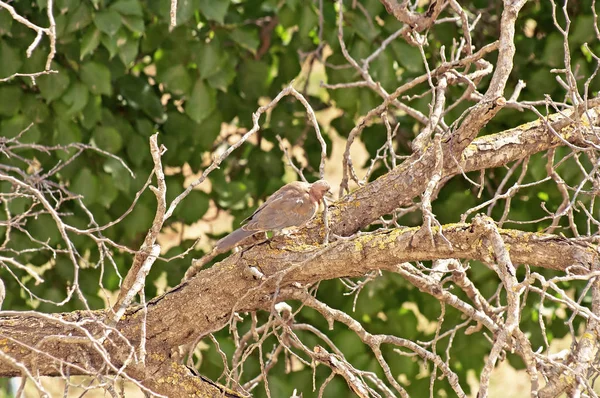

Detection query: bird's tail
xmin=215 ymin=228 xmax=257 ymax=253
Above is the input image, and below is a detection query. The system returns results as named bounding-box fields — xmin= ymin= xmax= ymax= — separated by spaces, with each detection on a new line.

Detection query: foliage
xmin=0 ymin=0 xmax=600 ymax=396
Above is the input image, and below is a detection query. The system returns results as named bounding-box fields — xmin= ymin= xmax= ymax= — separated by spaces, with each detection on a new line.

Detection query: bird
xmin=214 ymin=179 xmax=331 ymax=253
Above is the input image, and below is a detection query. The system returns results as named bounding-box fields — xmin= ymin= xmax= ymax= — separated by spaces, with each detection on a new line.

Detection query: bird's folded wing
xmin=244 ymin=192 xmax=311 ymax=231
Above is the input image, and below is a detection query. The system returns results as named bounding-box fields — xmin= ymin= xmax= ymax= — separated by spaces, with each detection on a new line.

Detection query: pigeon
xmin=215 ymin=179 xmax=331 ymax=252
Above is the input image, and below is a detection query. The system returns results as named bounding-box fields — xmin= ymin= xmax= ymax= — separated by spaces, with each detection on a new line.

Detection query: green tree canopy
xmin=0 ymin=0 xmax=600 ymax=396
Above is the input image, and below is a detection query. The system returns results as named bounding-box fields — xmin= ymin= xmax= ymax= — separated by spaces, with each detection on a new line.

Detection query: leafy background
xmin=1 ymin=0 xmax=599 ymax=396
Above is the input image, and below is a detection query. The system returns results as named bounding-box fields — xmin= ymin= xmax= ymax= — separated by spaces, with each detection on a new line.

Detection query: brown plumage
xmin=215 ymin=179 xmax=331 ymax=252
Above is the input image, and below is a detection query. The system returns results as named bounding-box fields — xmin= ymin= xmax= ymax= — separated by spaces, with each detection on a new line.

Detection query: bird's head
xmin=308 ymin=179 xmax=331 ymax=202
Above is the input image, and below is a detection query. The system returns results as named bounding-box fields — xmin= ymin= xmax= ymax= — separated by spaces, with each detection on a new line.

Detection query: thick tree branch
xmin=316 ymin=103 xmax=600 ymax=239
xmin=0 ymin=221 xmax=595 ymax=384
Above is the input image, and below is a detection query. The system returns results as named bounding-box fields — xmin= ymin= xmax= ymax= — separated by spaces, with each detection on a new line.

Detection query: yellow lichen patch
xmin=355 ymin=232 xmax=378 ymax=249
xmin=464 ymin=143 xmax=478 ymax=153
xmin=380 ymin=229 xmax=404 ymax=248
xmin=519 ymin=243 xmax=533 ymax=253
xmin=560 ymin=124 xmax=576 ymax=140
xmin=581 ymin=113 xmax=591 ymax=126
xmin=214 ymin=260 xmax=239 ymax=271
xmin=354 ymin=240 xmax=363 ymax=252
xmin=581 ymin=332 xmax=596 ymax=341
xmin=558 ymin=372 xmax=576 ymax=385
xmin=150 ymin=352 xmax=166 ymax=362
xmin=285 ymin=243 xmax=319 ymax=253
xmin=330 ymin=202 xmax=348 ymax=214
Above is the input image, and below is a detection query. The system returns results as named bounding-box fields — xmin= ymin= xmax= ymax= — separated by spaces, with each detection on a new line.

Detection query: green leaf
xmin=65 ymin=2 xmax=93 ymax=33
xmin=297 ymin=3 xmax=318 ymax=40
xmin=248 ymin=148 xmax=284 ymax=180
xmin=165 ymin=176 xmax=185 ymax=205
xmin=164 ymin=111 xmax=200 ymax=139
xmin=94 ymin=9 xmax=122 ymax=36
xmin=135 ymin=118 xmax=154 ymax=137
xmin=1 ymin=115 xmax=40 ymax=143
xmin=194 ymin=110 xmax=222 ymax=150
xmin=7 ymin=196 xmax=32 ymax=215
xmin=207 ymin=64 xmax=236 ymax=92
xmin=117 ymin=75 xmax=166 ymax=122
xmin=97 ymin=173 xmax=119 ymax=208
xmin=0 ymin=85 xmax=22 ymax=116
xmin=71 ymin=168 xmax=99 ymax=206
xmin=29 ymin=214 xmax=61 ymax=246
xmin=101 ymin=32 xmax=119 ymax=59
xmin=272 ymin=50 xmax=301 ymax=86
xmin=390 ymin=41 xmax=423 ymax=73
xmin=52 ymin=11 xmax=67 ymax=38
xmin=0 ymin=10 xmax=13 ymax=36
xmin=537 ymin=191 xmax=549 ymax=202
xmin=141 ymin=23 xmax=167 ymax=53
xmin=198 ymin=0 xmax=229 ymax=24
xmin=185 ymin=79 xmax=216 ymax=124
xmin=93 ymin=126 xmax=123 ymax=153
xmin=305 ymin=128 xmax=332 ymax=170
xmin=213 ymin=180 xmax=249 ymax=209
xmin=196 ymin=41 xmax=228 ymax=79
xmin=103 ymin=158 xmax=131 ymax=193
xmin=371 ymin=50 xmax=396 ymax=91
xmin=54 ymin=118 xmax=82 ymax=145
xmin=582 ymin=44 xmax=593 ymax=63
xmin=238 ymin=60 xmax=269 ymax=100
xmin=80 ymin=27 xmax=102 ymax=60
xmin=22 ymin=95 xmax=50 ymax=123
xmin=157 ymin=64 xmax=192 ymax=95
xmin=0 ymin=40 xmax=23 ymax=78
xmin=229 ymin=27 xmax=260 ymax=54
xmin=118 ymin=36 xmax=139 ymax=66
xmin=37 ymin=67 xmax=71 ymax=103
xmin=528 ymin=68 xmax=556 ymax=96
xmin=361 ymin=0 xmax=384 ymax=16
xmin=56 ymin=0 xmax=79 ymax=11
xmin=80 ymin=62 xmax=112 ymax=96
xmin=121 ymin=15 xmax=145 ymax=33
xmin=175 ymin=0 xmax=200 ymax=25
xmin=543 ymin=33 xmax=564 ymax=68
xmin=62 ymin=81 xmax=89 ymax=116
xmin=126 ymin=133 xmax=149 ymax=167
xmin=124 ymin=202 xmax=153 ymax=239
xmin=176 ymin=190 xmax=210 ymax=224
xmin=349 ymin=39 xmax=371 ymax=63
xmin=278 ymin=5 xmax=296 ymax=29
xmin=569 ymin=15 xmax=595 ymax=47
xmin=80 ymin=95 xmax=102 ymax=129
xmin=52 ymin=99 xmax=75 ymax=122
xmin=161 ymin=133 xmax=182 ymax=165
xmin=346 ymin=10 xmax=380 ymax=42
xmin=110 ymin=0 xmax=143 ymax=16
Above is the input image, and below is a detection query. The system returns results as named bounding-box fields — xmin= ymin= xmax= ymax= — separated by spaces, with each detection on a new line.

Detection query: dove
xmin=214 ymin=179 xmax=331 ymax=252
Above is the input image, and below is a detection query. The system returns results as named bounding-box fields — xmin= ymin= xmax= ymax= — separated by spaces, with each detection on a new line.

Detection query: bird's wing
xmin=242 ymin=189 xmax=287 ymax=224
xmin=244 ymin=187 xmax=315 ymax=231
xmin=242 ymin=182 xmax=308 ymax=224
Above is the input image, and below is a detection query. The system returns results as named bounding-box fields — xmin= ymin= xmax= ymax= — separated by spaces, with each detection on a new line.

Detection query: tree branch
xmin=0 ymin=221 xmax=595 ymax=383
